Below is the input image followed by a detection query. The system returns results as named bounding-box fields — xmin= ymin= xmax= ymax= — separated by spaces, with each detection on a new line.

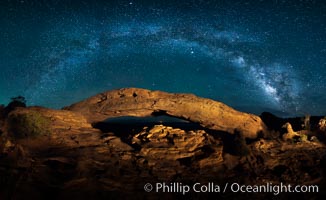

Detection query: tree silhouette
xmin=3 ymin=96 xmax=27 ymax=116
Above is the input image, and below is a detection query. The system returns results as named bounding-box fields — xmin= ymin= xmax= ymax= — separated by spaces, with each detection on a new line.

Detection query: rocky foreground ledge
xmin=0 ymin=88 xmax=325 ymax=199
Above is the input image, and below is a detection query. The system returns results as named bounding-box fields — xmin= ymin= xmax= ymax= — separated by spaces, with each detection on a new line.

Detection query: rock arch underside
xmin=65 ymin=88 xmax=267 ymax=139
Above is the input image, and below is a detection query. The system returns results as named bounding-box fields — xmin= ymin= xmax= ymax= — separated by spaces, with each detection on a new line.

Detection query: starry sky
xmin=0 ymin=0 xmax=326 ymax=117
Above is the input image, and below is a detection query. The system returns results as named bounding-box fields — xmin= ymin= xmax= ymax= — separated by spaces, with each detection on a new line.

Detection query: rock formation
xmin=282 ymin=122 xmax=305 ymax=141
xmin=319 ymin=118 xmax=326 ymax=132
xmin=65 ymin=88 xmax=267 ymax=139
xmin=0 ymin=89 xmax=325 ymax=199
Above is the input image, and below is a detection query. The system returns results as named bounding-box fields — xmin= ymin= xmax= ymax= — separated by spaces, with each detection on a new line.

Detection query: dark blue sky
xmin=1 ymin=0 xmax=326 ymax=116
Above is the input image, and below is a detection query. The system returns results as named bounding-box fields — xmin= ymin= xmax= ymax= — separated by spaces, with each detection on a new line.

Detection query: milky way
xmin=1 ymin=0 xmax=326 ymax=116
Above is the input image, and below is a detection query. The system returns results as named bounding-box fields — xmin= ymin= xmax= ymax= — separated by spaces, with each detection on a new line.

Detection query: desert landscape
xmin=1 ymin=0 xmax=326 ymax=199
xmin=0 ymin=88 xmax=325 ymax=199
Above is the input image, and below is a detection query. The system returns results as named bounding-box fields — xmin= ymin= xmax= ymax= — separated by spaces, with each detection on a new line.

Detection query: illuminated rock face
xmin=65 ymin=88 xmax=267 ymax=139
xmin=1 ymin=89 xmax=326 ymax=200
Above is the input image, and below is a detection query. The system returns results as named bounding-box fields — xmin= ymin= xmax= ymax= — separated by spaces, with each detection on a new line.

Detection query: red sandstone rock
xmin=65 ymin=88 xmax=267 ymax=139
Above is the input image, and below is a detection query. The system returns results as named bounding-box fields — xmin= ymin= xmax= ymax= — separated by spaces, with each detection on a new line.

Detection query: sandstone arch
xmin=64 ymin=88 xmax=267 ymax=139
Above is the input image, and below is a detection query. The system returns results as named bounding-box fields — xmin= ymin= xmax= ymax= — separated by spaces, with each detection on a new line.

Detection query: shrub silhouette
xmin=7 ymin=111 xmax=51 ymax=139
xmin=4 ymin=96 xmax=26 ymax=116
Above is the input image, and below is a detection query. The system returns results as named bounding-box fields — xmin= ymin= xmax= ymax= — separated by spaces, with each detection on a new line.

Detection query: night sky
xmin=1 ymin=0 xmax=326 ymax=117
